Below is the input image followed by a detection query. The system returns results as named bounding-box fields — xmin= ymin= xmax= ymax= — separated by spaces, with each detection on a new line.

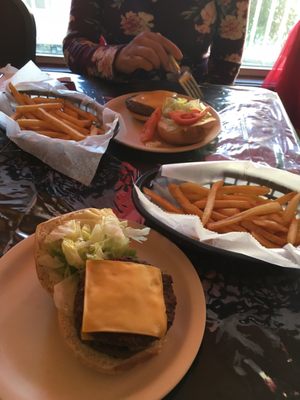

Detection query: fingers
xmin=114 ymin=42 xmax=159 ymax=73
xmin=114 ymin=51 xmax=153 ymax=74
xmin=156 ymin=32 xmax=183 ymax=61
xmin=134 ymin=43 xmax=162 ymax=70
xmin=134 ymin=32 xmax=182 ymax=71
xmin=132 ymin=56 xmax=154 ymax=72
xmin=114 ymin=31 xmax=183 ymax=74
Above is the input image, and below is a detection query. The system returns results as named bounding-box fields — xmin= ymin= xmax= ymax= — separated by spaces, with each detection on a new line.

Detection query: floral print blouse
xmin=63 ymin=0 xmax=249 ymax=84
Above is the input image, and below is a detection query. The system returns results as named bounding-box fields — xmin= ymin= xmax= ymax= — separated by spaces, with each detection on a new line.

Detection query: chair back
xmin=0 ymin=0 xmax=36 ymax=68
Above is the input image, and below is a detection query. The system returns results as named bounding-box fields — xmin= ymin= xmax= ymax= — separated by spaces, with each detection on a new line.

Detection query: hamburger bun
xmin=155 ymin=93 xmax=218 ymax=147
xmin=34 ymin=208 xmax=176 ymax=374
xmin=57 ymin=305 xmax=165 ymax=374
xmin=125 ymin=90 xmax=178 ymax=121
xmin=35 ymin=208 xmax=115 ymax=294
xmin=157 ymin=106 xmax=217 ymax=146
xmin=58 ymin=260 xmax=175 ymax=374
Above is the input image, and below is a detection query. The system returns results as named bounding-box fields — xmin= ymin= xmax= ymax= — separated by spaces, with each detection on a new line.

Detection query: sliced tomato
xmin=168 ymin=107 xmax=209 ymax=126
xmin=140 ymin=107 xmax=162 ymax=143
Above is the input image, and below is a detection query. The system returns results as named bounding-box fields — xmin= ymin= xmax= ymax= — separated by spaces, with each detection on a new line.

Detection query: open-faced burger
xmin=157 ymin=97 xmax=217 ymax=145
xmin=141 ymin=96 xmax=217 ymax=145
xmin=34 ymin=208 xmax=176 ymax=374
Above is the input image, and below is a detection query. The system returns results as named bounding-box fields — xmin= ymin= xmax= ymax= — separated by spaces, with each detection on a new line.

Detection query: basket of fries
xmin=133 ymin=161 xmax=300 ymax=269
xmin=8 ymin=83 xmax=112 ymax=140
xmin=0 ymin=82 xmax=119 ymax=185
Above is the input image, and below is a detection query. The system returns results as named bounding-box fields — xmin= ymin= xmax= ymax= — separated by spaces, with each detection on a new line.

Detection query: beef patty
xmin=125 ymin=95 xmax=156 ymax=117
xmin=74 ymin=265 xmax=177 ymax=359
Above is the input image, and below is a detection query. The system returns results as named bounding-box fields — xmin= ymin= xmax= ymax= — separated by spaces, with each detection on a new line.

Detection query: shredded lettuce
xmin=42 ymin=214 xmax=150 ymax=278
xmin=162 ymin=97 xmax=207 ymax=116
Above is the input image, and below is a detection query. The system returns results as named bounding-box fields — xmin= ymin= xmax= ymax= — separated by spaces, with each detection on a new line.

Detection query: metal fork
xmin=169 ymin=55 xmax=204 ymax=100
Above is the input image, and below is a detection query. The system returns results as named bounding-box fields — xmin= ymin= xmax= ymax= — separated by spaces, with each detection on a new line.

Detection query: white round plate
xmin=0 ymin=225 xmax=206 ymax=400
xmin=105 ymin=92 xmax=221 ymax=153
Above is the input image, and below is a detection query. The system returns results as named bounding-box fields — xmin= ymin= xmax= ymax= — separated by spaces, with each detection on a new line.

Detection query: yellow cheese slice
xmin=133 ymin=90 xmax=177 ymax=109
xmin=82 ymin=260 xmax=167 ymax=338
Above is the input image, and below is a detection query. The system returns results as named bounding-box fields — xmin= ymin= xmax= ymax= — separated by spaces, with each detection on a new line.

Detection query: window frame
xmin=36 ymin=54 xmax=270 ymax=81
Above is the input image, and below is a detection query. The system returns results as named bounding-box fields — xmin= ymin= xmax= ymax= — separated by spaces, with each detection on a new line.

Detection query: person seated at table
xmin=63 ymin=0 xmax=249 ymax=85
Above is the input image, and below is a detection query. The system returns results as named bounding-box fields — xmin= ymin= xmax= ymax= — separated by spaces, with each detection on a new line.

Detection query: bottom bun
xmin=58 ymin=311 xmax=165 ymax=374
xmin=157 ymin=118 xmax=206 ymax=145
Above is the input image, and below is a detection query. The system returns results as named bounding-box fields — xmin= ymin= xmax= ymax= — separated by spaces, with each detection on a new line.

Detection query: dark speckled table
xmin=1 ymin=72 xmax=300 ymax=400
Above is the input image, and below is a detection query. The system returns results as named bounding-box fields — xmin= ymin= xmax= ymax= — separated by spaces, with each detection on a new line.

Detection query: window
xmin=22 ymin=0 xmax=71 ymax=57
xmin=35 ymin=0 xmax=46 ymax=9
xmin=242 ymin=0 xmax=300 ymax=69
xmin=23 ymin=0 xmax=300 ymax=74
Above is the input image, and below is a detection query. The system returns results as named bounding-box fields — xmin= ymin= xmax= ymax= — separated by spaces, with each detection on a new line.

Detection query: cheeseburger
xmin=34 ymin=208 xmax=176 ymax=373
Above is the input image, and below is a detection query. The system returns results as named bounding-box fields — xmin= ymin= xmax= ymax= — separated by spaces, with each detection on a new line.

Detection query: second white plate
xmin=105 ymin=92 xmax=221 ymax=153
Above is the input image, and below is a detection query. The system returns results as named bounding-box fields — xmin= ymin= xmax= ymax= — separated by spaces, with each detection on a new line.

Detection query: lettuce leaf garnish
xmin=42 ymin=214 xmax=150 ymax=277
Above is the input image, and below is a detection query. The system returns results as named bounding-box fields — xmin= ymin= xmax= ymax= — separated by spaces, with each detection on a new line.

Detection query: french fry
xmin=182 ymin=192 xmax=205 ymax=202
xmin=143 ymin=188 xmax=183 ymax=214
xmin=217 ymin=208 xmax=240 ymax=216
xmin=64 ymin=106 xmax=79 ymax=118
xmin=55 ymin=114 xmax=90 ymax=136
xmin=202 ymin=180 xmax=224 ymax=226
xmin=251 ymin=218 xmax=288 ymax=233
xmin=219 ymin=185 xmax=271 ymax=196
xmin=242 ymin=220 xmax=287 ymax=246
xmin=16 ymin=103 xmax=62 ymax=113
xmin=179 ymin=182 xmax=209 ymax=198
xmin=21 ymin=93 xmax=36 ymax=105
xmin=260 ymin=212 xmax=285 ymax=224
xmin=195 ymin=199 xmax=252 ymax=210
xmin=275 ymin=191 xmax=297 ymax=205
xmin=248 ymin=196 xmax=272 ymax=205
xmin=282 ymin=193 xmax=300 ymax=224
xmin=37 ymin=130 xmax=71 ymax=140
xmin=17 ymin=118 xmax=50 ymax=130
xmin=168 ymin=184 xmax=204 ymax=218
xmin=207 ymin=202 xmax=282 ymax=231
xmin=64 ymin=100 xmax=98 ymax=122
xmin=216 ymin=226 xmax=247 ymax=233
xmin=55 ymin=110 xmax=92 ymax=128
xmin=8 ymin=82 xmax=26 ymax=105
xmin=210 ymin=210 xmax=246 ymax=232
xmin=36 ymin=108 xmax=85 ymax=141
xmin=14 ymin=92 xmax=37 ymax=118
xmin=250 ymin=230 xmax=281 ymax=248
xmin=287 ymin=218 xmax=299 ymax=245
xmin=216 ymin=194 xmax=258 ymax=204
xmin=33 ymin=97 xmax=64 ymax=104
xmin=210 ymin=210 xmax=230 ymax=221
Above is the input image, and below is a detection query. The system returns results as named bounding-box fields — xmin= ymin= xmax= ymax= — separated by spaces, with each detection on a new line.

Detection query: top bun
xmin=34 ymin=208 xmax=115 ymax=295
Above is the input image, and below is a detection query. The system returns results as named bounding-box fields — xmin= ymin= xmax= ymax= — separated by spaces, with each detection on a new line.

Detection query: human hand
xmin=114 ymin=31 xmax=183 ymax=74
